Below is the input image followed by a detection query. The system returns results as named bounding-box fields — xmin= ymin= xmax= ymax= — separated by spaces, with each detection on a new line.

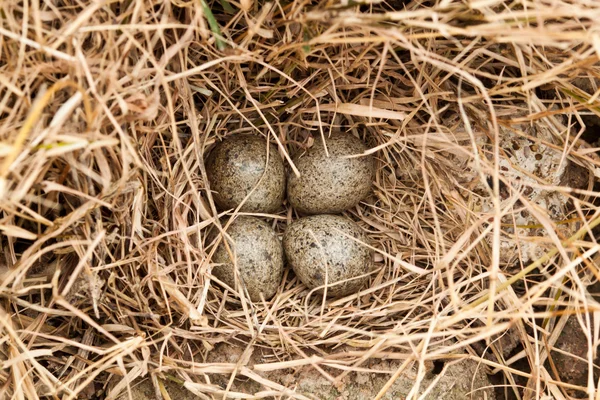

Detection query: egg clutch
xmin=206 ymin=133 xmax=375 ymax=301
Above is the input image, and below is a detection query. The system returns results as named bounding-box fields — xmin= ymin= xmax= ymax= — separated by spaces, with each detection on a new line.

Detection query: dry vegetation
xmin=1 ymin=0 xmax=600 ymax=399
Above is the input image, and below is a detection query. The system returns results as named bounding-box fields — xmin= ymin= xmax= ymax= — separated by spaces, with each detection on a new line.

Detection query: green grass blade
xmin=199 ymin=0 xmax=227 ymax=51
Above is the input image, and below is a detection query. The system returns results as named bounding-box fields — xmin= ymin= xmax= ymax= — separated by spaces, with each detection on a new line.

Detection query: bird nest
xmin=1 ymin=0 xmax=600 ymax=399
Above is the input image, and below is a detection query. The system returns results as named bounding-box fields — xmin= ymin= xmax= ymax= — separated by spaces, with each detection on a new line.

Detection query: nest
xmin=1 ymin=0 xmax=600 ymax=399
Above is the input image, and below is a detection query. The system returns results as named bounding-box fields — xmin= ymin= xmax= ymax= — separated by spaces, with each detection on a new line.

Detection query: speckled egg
xmin=206 ymin=135 xmax=285 ymax=213
xmin=283 ymin=214 xmax=373 ymax=297
xmin=287 ymin=133 xmax=374 ymax=215
xmin=212 ymin=216 xmax=284 ymax=301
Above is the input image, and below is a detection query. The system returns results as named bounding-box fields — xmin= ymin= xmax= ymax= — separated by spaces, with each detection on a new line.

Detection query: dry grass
xmin=1 ymin=0 xmax=600 ymax=399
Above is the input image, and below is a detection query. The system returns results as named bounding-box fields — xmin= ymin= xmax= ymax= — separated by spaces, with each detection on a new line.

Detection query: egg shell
xmin=287 ymin=133 xmax=374 ymax=215
xmin=283 ymin=214 xmax=372 ymax=297
xmin=206 ymin=135 xmax=285 ymax=213
xmin=212 ymin=216 xmax=284 ymax=301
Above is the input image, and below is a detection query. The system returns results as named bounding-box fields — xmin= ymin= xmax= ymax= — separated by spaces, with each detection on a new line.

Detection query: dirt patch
xmin=114 ymin=343 xmax=496 ymax=400
xmin=116 ymin=378 xmax=199 ymax=400
xmin=547 ymin=315 xmax=600 ymax=398
xmin=291 ymin=358 xmax=495 ymax=400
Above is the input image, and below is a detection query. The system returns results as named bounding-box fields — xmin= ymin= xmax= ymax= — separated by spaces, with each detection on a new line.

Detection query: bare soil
xmin=116 ymin=342 xmax=495 ymax=400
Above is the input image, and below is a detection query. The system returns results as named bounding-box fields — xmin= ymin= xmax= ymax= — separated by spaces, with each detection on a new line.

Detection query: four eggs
xmin=206 ymin=133 xmax=375 ymax=301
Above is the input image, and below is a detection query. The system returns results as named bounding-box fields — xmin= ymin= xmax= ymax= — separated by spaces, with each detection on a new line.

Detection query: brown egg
xmin=211 ymin=216 xmax=284 ymax=301
xmin=283 ymin=214 xmax=372 ymax=297
xmin=206 ymin=135 xmax=285 ymax=213
xmin=287 ymin=133 xmax=374 ymax=215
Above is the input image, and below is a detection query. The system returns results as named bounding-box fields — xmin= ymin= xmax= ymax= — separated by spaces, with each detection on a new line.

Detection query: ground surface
xmin=117 ymin=343 xmax=496 ymax=400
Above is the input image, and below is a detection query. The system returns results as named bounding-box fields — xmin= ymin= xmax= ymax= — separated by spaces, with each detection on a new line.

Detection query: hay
xmin=0 ymin=0 xmax=600 ymax=398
